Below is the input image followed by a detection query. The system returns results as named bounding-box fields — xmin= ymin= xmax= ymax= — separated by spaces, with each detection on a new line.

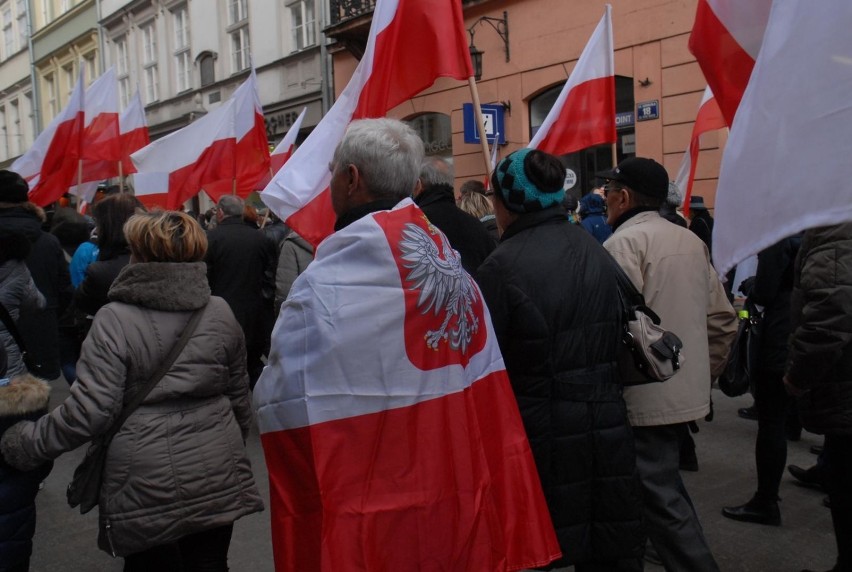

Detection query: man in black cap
xmin=688 ymin=195 xmax=714 ymax=256
xmin=599 ymin=157 xmax=737 ymax=572
xmin=0 ymin=170 xmax=71 ymax=381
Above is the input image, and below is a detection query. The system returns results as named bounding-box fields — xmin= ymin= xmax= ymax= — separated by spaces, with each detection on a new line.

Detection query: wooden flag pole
xmin=611 ymin=141 xmax=618 ymax=167
xmin=232 ymin=178 xmax=237 ymax=195
xmin=118 ymin=161 xmax=125 ymax=193
xmin=467 ymin=77 xmax=493 ymax=177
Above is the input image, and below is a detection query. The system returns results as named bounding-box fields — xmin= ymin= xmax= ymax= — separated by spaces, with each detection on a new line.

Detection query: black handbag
xmin=66 ymin=307 xmax=206 ymax=514
xmin=719 ymin=302 xmax=759 ymax=397
xmin=609 ymin=257 xmax=685 ymax=385
xmin=0 ymin=301 xmax=41 ymax=373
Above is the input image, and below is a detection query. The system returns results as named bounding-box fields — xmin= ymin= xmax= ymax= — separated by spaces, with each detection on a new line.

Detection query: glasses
xmin=604 ymin=183 xmax=625 ymax=196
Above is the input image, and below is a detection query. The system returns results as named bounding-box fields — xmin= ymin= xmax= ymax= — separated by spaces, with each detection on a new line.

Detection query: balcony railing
xmin=329 ymin=0 xmax=377 ymax=26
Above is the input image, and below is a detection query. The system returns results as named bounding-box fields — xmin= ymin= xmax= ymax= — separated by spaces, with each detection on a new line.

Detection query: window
xmin=84 ymin=54 xmax=96 ymax=84
xmin=119 ymin=76 xmax=130 ymax=109
xmin=64 ymin=64 xmax=75 ymax=98
xmin=290 ymin=0 xmax=315 ymax=51
xmin=173 ymin=6 xmax=191 ymax=92
xmin=15 ymin=0 xmax=25 ymax=51
xmin=115 ymin=36 xmax=130 ymax=108
xmin=141 ymin=23 xmax=159 ymax=102
xmin=199 ymin=53 xmax=215 ymax=87
xmin=230 ymin=26 xmax=249 ymax=73
xmin=0 ymin=106 xmax=6 ymax=159
xmin=228 ymin=0 xmax=247 ymax=25
xmin=40 ymin=0 xmax=51 ymax=24
xmin=45 ymin=73 xmax=57 ymax=119
xmin=61 ymin=0 xmax=72 ymax=13
xmin=2 ymin=5 xmax=12 ymax=59
xmin=9 ymin=98 xmax=18 ymax=155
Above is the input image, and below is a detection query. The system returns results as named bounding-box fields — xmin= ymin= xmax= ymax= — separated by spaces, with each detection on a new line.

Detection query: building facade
xmin=325 ymin=0 xmax=724 ymax=208
xmin=0 ymin=0 xmax=35 ymax=167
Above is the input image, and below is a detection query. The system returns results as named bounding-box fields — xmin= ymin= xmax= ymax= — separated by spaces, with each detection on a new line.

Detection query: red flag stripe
xmin=533 ymin=76 xmax=615 ymax=156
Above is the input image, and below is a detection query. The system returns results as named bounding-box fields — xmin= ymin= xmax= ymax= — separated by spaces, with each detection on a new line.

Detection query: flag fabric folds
xmin=673 ymin=86 xmax=725 ymax=217
xmin=527 ymin=5 xmax=615 ymax=155
xmin=119 ymin=91 xmax=151 ymax=176
xmin=688 ymin=0 xmax=772 ymax=127
xmin=260 ymin=0 xmax=473 ymax=247
xmin=713 ymin=0 xmax=852 ymax=277
xmin=12 ymin=72 xmax=85 ymax=207
xmin=254 ymin=199 xmax=561 ymax=572
xmin=131 ymin=69 xmax=269 ymax=209
xmin=255 ymin=107 xmax=307 ymax=189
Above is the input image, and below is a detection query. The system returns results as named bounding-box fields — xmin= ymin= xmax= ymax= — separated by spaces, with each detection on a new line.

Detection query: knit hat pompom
xmin=0 ymin=170 xmax=29 ymax=204
xmin=492 ymin=149 xmax=565 ymax=214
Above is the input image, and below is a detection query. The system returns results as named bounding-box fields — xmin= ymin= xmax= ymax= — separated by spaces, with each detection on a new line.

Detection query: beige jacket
xmin=604 ymin=211 xmax=737 ymax=426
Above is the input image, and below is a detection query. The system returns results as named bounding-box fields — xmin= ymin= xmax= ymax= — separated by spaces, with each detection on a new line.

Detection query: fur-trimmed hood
xmin=0 ymin=373 xmax=50 ymax=417
xmin=108 ymin=261 xmax=210 ymax=311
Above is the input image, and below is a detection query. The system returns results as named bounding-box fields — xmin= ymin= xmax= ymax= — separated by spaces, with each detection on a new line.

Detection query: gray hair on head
xmin=332 ymin=118 xmax=425 ymax=201
xmin=217 ymin=194 xmax=244 ymax=217
xmin=666 ymin=181 xmax=683 ymax=207
xmin=419 ymin=156 xmax=454 ymax=188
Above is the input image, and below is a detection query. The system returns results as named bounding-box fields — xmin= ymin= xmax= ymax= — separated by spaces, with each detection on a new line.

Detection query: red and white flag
xmin=12 ymin=72 xmax=85 ymax=206
xmin=528 ymin=5 xmax=615 ymax=155
xmin=260 ymin=0 xmax=472 ymax=247
xmin=713 ymin=0 xmax=852 ymax=277
xmin=120 ymin=91 xmax=150 ymax=176
xmin=254 ymin=199 xmax=561 ymax=572
xmin=70 ymin=67 xmax=122 ymax=203
xmin=674 ymin=86 xmax=725 ymax=217
xmin=256 ymin=107 xmax=307 ymax=189
xmin=131 ymin=69 xmax=269 ymax=209
xmin=689 ymin=0 xmax=772 ymax=127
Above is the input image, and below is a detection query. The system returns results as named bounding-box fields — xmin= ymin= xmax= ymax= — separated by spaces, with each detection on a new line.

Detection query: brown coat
xmin=1 ymin=262 xmax=263 ymax=556
xmin=604 ymin=211 xmax=737 ymax=426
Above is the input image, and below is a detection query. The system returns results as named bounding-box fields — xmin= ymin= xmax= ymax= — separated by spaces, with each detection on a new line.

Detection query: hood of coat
xmin=0 ymin=203 xmax=46 ymax=243
xmin=0 ymin=373 xmax=50 ymax=417
xmin=579 ymin=193 xmax=606 ymax=216
xmin=108 ymin=261 xmax=211 ymax=311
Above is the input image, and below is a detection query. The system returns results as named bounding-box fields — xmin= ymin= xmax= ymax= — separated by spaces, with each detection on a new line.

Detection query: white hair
xmin=419 ymin=156 xmax=455 ymax=188
xmin=332 ymin=118 xmax=425 ymax=201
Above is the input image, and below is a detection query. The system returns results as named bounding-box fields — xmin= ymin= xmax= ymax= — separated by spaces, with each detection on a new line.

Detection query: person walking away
xmin=688 ymin=195 xmax=714 ymax=255
xmin=659 ymin=182 xmax=688 ymax=228
xmin=722 ymin=234 xmax=801 ymax=525
xmin=784 ymin=223 xmax=852 ymax=572
xmin=601 ymin=157 xmax=737 ymax=572
xmin=273 ymin=231 xmax=313 ymax=316
xmin=457 ymin=190 xmax=499 ymax=241
xmin=477 ymin=148 xmax=644 ymax=571
xmin=578 ymin=192 xmax=612 ymax=243
xmin=1 ymin=211 xmax=263 ymax=570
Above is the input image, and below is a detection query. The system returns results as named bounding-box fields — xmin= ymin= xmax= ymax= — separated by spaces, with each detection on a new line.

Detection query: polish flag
xmin=131 ymin=69 xmax=269 ymax=209
xmin=12 ymin=72 xmax=85 ymax=207
xmin=69 ymin=67 xmax=122 ymax=203
xmin=673 ymin=86 xmax=726 ymax=217
xmin=528 ymin=5 xmax=615 ymax=155
xmin=260 ymin=0 xmax=472 ymax=247
xmin=689 ymin=0 xmax=772 ymax=127
xmin=713 ymin=0 xmax=852 ymax=277
xmin=254 ymin=199 xmax=561 ymax=572
xmin=119 ymin=91 xmax=150 ymax=176
xmin=256 ymin=107 xmax=307 ymax=189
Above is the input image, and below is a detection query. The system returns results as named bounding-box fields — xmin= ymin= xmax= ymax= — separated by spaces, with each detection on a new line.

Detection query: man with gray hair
xmin=254 ymin=117 xmax=560 ymax=572
xmin=206 ymin=194 xmax=277 ymax=387
xmin=413 ymin=156 xmax=495 ymax=275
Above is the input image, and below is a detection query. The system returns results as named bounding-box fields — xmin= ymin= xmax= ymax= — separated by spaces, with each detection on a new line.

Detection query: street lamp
xmin=467 ymin=11 xmax=509 ymax=82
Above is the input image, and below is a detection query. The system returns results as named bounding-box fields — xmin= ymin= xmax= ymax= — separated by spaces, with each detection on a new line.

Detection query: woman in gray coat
xmin=1 ymin=211 xmax=263 ymax=571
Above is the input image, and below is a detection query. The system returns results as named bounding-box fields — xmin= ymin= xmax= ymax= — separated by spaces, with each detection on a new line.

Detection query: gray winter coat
xmin=274 ymin=233 xmax=314 ymax=315
xmin=0 ymin=261 xmax=46 ymax=377
xmin=1 ymin=261 xmax=263 ymax=557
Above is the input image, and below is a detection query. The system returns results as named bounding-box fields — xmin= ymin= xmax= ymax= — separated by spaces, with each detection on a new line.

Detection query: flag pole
xmin=611 ymin=141 xmax=618 ymax=167
xmin=118 ymin=161 xmax=124 ymax=193
xmin=467 ymin=77 xmax=493 ymax=177
xmin=232 ymin=178 xmax=237 ymax=195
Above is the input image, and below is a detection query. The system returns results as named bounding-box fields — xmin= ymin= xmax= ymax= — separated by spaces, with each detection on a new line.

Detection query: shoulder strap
xmin=0 ymin=301 xmax=29 ymax=355
xmin=102 ymin=306 xmax=207 ymax=442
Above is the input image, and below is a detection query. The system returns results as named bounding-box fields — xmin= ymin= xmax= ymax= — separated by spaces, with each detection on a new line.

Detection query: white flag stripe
xmin=83 ymin=67 xmax=119 ymax=128
xmin=704 ymin=0 xmax=773 ymax=60
xmin=120 ymin=91 xmax=147 ymax=134
xmin=271 ymin=107 xmax=307 ymax=157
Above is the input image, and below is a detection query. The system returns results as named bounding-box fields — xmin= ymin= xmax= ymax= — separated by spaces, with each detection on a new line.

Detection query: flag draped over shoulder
xmin=713 ymin=0 xmax=852 ymax=277
xmin=260 ymin=0 xmax=473 ymax=247
xmin=527 ymin=5 xmax=615 ymax=155
xmin=131 ymin=69 xmax=269 ymax=209
xmin=12 ymin=72 xmax=85 ymax=207
xmin=689 ymin=0 xmax=771 ymax=127
xmin=254 ymin=199 xmax=561 ymax=572
xmin=674 ymin=86 xmax=725 ymax=217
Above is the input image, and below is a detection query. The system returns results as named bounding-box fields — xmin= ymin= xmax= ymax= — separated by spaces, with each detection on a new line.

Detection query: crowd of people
xmin=0 ymin=117 xmax=850 ymax=572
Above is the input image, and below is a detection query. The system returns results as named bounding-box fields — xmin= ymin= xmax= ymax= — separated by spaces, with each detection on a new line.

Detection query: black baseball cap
xmin=596 ymin=157 xmax=669 ymax=200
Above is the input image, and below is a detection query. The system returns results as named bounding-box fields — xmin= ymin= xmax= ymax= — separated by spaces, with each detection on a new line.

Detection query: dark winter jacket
xmin=206 ymin=217 xmax=277 ymax=346
xmin=787 ymin=223 xmax=852 ymax=435
xmin=73 ymin=252 xmax=131 ymax=317
xmin=689 ymin=210 xmax=714 ymax=256
xmin=477 ymin=208 xmax=644 ymax=567
xmin=578 ymin=193 xmax=612 ymax=244
xmin=0 ymin=203 xmax=72 ymax=380
xmin=0 ymin=374 xmax=53 ymax=572
xmin=261 ymin=220 xmax=290 ymax=255
xmin=0 ymin=262 xmax=264 ymax=557
xmin=747 ymin=235 xmax=801 ymax=373
xmin=0 ymin=261 xmax=46 ymax=377
xmin=414 ymin=184 xmax=496 ymax=275
xmin=480 ymin=214 xmax=499 ymax=241
xmin=659 ymin=204 xmax=688 ymax=228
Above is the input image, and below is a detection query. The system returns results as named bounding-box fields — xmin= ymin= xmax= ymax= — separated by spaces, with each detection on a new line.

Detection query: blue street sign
xmin=463 ymin=103 xmax=506 ymax=144
xmin=636 ymin=100 xmax=659 ymax=121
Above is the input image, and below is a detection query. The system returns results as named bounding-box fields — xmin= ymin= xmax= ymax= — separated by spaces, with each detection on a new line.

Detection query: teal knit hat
xmin=493 ymin=148 xmax=565 ymax=213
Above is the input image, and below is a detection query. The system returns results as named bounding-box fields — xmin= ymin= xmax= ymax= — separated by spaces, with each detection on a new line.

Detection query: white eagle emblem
xmin=398 ymin=220 xmax=480 ymax=353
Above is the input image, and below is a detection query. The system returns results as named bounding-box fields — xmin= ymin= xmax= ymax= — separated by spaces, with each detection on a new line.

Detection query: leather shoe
xmin=738 ymin=405 xmax=758 ymax=420
xmin=722 ymin=497 xmax=781 ymax=526
xmin=788 ymin=464 xmax=824 ymax=489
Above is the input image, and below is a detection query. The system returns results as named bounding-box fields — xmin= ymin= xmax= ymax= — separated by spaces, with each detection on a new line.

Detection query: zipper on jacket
xmin=105 ymin=520 xmax=117 ymax=557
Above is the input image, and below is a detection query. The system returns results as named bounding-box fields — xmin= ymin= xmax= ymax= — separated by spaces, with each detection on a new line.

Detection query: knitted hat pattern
xmin=494 ymin=148 xmax=565 ymax=214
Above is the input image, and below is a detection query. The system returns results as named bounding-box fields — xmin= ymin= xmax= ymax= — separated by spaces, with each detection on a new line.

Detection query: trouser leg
xmin=753 ymin=370 xmax=788 ymax=500
xmin=177 ymin=524 xmax=234 ymax=572
xmin=825 ymin=435 xmax=852 ymax=572
xmin=633 ymin=423 xmax=719 ymax=572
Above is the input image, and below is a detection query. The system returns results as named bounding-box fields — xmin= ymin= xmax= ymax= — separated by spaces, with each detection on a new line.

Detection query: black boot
xmin=788 ymin=464 xmax=825 ymax=489
xmin=722 ymin=494 xmax=781 ymax=526
xmin=738 ymin=404 xmax=758 ymax=421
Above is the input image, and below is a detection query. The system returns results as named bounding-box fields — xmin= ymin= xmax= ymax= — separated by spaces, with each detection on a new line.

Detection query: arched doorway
xmin=529 ymin=75 xmax=635 ymax=197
